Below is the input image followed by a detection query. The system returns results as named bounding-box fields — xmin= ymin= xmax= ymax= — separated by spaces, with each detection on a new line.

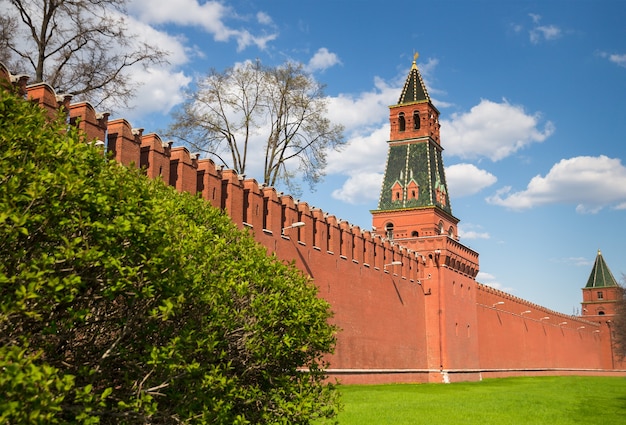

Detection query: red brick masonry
xmin=3 ymin=63 xmax=624 ymax=383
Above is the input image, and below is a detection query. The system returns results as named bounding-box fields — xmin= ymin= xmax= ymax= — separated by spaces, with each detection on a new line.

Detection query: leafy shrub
xmin=0 ymin=87 xmax=338 ymax=423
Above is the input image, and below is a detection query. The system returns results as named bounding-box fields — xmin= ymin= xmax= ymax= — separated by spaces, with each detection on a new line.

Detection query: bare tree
xmin=168 ymin=60 xmax=266 ymax=176
xmin=166 ymin=60 xmax=345 ymax=194
xmin=0 ymin=0 xmax=167 ymax=110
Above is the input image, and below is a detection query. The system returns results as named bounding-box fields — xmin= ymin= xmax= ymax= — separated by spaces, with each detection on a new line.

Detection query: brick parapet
xmin=0 ymin=63 xmax=8 ymax=88
xmin=25 ymin=82 xmax=72 ymax=118
xmin=221 ymin=169 xmax=245 ymax=227
xmin=140 ymin=133 xmax=172 ymax=184
xmin=0 ymin=63 xmax=28 ymax=95
xmin=69 ymin=102 xmax=109 ymax=143
xmin=242 ymin=178 xmax=264 ymax=233
xmin=169 ymin=146 xmax=199 ymax=194
xmin=106 ymin=119 xmax=143 ymax=167
xmin=297 ymin=202 xmax=315 ymax=247
xmin=197 ymin=159 xmax=222 ymax=209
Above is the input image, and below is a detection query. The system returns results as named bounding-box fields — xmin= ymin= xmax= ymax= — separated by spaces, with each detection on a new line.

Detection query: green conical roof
xmin=375 ymin=142 xmax=452 ymax=214
xmin=397 ymin=55 xmax=431 ymax=105
xmin=585 ymin=250 xmax=619 ymax=288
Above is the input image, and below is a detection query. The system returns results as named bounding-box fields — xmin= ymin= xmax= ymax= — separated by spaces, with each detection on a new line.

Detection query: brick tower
xmin=581 ymin=250 xmax=621 ymax=320
xmin=371 ymin=54 xmax=481 ymax=382
xmin=580 ymin=250 xmax=625 ymax=369
xmin=371 ymin=53 xmax=457 ymax=244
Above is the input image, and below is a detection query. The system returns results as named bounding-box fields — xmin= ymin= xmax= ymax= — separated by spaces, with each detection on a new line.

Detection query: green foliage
xmin=0 ymin=88 xmax=338 ymax=423
xmin=0 ymin=345 xmax=75 ymax=424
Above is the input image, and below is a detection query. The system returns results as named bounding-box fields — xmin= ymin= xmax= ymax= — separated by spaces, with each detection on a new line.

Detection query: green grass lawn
xmin=330 ymin=376 xmax=626 ymax=425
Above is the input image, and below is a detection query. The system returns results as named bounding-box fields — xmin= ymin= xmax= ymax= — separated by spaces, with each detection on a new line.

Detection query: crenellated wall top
xmin=0 ymin=63 xmax=575 ymax=314
xmin=476 ymin=282 xmax=598 ymax=325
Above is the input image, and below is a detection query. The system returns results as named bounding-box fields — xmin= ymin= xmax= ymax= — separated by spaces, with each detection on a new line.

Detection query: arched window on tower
xmin=407 ymin=180 xmax=419 ymax=200
xmin=391 ymin=181 xmax=403 ymax=202
xmin=413 ymin=111 xmax=420 ymax=129
xmin=398 ymin=112 xmax=406 ymax=132
xmin=385 ymin=223 xmax=394 ymax=240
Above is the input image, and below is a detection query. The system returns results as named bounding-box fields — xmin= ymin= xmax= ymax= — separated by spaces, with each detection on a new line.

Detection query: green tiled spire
xmin=585 ymin=250 xmax=619 ymax=288
xmin=376 ymin=142 xmax=452 ymax=214
xmin=397 ymin=57 xmax=431 ymax=105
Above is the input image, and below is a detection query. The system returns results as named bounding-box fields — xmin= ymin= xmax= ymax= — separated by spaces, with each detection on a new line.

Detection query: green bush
xmin=0 ymin=88 xmax=338 ymax=423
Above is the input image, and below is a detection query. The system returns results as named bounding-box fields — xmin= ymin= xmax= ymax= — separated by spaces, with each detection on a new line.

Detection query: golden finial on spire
xmin=413 ymin=51 xmax=419 ymax=62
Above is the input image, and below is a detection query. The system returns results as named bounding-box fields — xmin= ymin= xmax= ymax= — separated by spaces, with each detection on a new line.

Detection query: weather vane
xmin=413 ymin=51 xmax=419 ymax=61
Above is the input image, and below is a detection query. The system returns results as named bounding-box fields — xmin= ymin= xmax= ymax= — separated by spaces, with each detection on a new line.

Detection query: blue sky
xmin=116 ymin=0 xmax=626 ymax=314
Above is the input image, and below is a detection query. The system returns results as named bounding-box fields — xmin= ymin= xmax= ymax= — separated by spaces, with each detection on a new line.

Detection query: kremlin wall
xmin=2 ymin=61 xmax=624 ymax=384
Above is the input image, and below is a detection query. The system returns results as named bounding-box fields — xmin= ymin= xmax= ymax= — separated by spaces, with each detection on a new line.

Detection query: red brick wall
xmin=6 ymin=68 xmax=625 ymax=384
xmin=475 ymin=284 xmax=614 ymax=377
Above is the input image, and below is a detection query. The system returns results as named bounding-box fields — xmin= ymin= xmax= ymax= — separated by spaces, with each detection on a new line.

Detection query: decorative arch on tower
xmin=398 ymin=112 xmax=406 ymax=132
xmin=385 ymin=222 xmax=394 ymax=240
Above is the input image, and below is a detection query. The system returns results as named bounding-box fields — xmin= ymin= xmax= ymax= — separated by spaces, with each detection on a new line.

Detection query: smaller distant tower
xmin=581 ymin=250 xmax=622 ymax=321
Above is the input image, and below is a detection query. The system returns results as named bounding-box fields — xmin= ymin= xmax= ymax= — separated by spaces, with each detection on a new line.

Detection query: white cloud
xmin=94 ymin=12 xmax=192 ymax=117
xmin=305 ymin=48 xmax=342 ymax=73
xmin=458 ymin=223 xmax=490 ymax=240
xmin=477 ymin=272 xmax=503 ymax=290
xmin=530 ymin=25 xmax=561 ymax=44
xmin=551 ymin=257 xmax=592 ymax=267
xmin=128 ymin=0 xmax=278 ymax=51
xmin=446 ymin=163 xmax=497 ymax=198
xmin=326 ymin=125 xmax=389 ymax=175
xmin=527 ymin=13 xmax=562 ymax=44
xmin=326 ymin=77 xmax=398 ymax=131
xmin=327 ymin=126 xmax=389 ymax=204
xmin=477 ymin=271 xmax=496 ymax=281
xmin=124 ymin=68 xmax=192 ymax=119
xmin=331 ymin=172 xmax=384 ymax=204
xmin=441 ymin=99 xmax=555 ymax=161
xmin=418 ymin=58 xmax=441 ymax=91
xmin=126 ymin=15 xmax=191 ymax=66
xmin=609 ymin=53 xmax=626 ymax=67
xmin=477 ymin=271 xmax=515 ymax=292
xmin=599 ymin=51 xmax=626 ymax=68
xmin=486 ymin=155 xmax=626 ymax=212
xmin=256 ymin=11 xmax=273 ymax=26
